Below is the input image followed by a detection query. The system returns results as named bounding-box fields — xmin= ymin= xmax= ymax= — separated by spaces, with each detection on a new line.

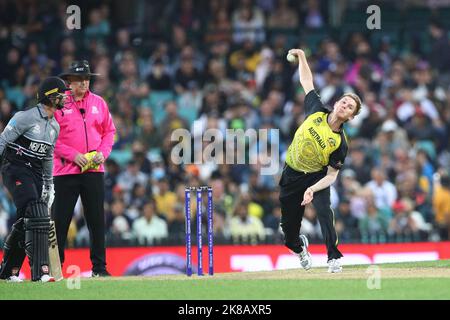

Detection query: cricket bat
xmin=48 ymin=220 xmax=64 ymax=281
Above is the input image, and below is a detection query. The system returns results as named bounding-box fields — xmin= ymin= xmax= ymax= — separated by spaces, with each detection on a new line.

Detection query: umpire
xmin=0 ymin=77 xmax=68 ymax=282
xmin=53 ymin=60 xmax=116 ymax=277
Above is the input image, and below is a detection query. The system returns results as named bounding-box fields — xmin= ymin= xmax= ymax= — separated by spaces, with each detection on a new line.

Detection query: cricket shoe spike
xmin=299 ymin=235 xmax=312 ymax=270
xmin=327 ymin=259 xmax=343 ymax=273
xmin=40 ymin=274 xmax=55 ymax=282
xmin=6 ymin=275 xmax=23 ymax=283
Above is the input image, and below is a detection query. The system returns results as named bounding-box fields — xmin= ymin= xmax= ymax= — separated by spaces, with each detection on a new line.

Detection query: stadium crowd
xmin=0 ymin=0 xmax=450 ymax=248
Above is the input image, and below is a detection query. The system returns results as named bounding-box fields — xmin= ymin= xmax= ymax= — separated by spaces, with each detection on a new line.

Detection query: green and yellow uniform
xmin=279 ymin=90 xmax=346 ymax=261
xmin=286 ymin=90 xmax=347 ymax=173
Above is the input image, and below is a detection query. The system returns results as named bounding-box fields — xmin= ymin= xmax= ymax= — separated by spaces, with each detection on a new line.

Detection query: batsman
xmin=0 ymin=77 xmax=68 ymax=282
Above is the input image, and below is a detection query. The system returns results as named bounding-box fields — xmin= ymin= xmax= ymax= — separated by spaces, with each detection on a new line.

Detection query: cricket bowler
xmin=279 ymin=49 xmax=362 ymax=273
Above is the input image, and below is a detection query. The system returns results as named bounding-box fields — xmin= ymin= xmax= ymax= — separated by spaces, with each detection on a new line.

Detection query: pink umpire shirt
xmin=53 ymin=90 xmax=116 ymax=176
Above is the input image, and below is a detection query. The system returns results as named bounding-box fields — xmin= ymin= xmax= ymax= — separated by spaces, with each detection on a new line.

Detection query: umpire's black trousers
xmin=52 ymin=172 xmax=106 ymax=272
xmin=279 ymin=164 xmax=343 ymax=261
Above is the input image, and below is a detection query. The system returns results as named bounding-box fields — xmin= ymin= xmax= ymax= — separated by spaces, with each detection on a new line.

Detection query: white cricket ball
xmin=286 ymin=53 xmax=297 ymax=63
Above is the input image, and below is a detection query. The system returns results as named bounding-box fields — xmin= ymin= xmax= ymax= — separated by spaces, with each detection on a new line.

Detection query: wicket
xmin=185 ymin=186 xmax=213 ymax=276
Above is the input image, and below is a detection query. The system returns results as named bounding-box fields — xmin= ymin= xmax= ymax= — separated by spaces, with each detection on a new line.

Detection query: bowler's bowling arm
xmin=289 ymin=49 xmax=315 ymax=95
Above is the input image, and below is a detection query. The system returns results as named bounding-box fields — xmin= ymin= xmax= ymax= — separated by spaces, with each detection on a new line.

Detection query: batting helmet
xmin=37 ymin=76 xmax=71 ymax=109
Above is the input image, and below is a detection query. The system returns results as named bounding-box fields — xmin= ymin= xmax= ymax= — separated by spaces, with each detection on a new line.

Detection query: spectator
xmin=106 ymin=199 xmax=132 ymax=240
xmin=396 ymin=87 xmax=439 ymax=123
xmin=167 ymin=203 xmax=186 ymax=240
xmin=299 ymin=205 xmax=322 ymax=242
xmin=84 ymin=8 xmax=111 ymax=47
xmin=149 ymin=153 xmax=167 ymax=182
xmin=128 ymin=183 xmax=150 ymax=218
xmin=112 ymin=28 xmax=131 ymax=66
xmin=112 ymin=113 xmax=135 ymax=150
xmin=154 ymin=178 xmax=177 ymax=223
xmin=117 ymin=50 xmax=149 ymax=106
xmin=1 ymin=48 xmax=21 ymax=86
xmin=174 ymin=52 xmax=203 ymax=95
xmin=160 ymin=100 xmax=189 ymax=139
xmin=335 ymin=198 xmax=359 ymax=242
xmin=146 ymin=58 xmax=172 ymax=91
xmin=416 ymin=149 xmax=435 ymax=197
xmin=135 ymin=108 xmax=162 ymax=152
xmin=345 ymin=146 xmax=372 ymax=185
xmin=373 ymin=119 xmax=410 ymax=158
xmin=232 ymin=0 xmax=266 ymax=44
xmin=229 ymin=200 xmax=266 ymax=243
xmin=433 ymin=174 xmax=450 ymax=240
xmin=263 ymin=204 xmax=282 ymax=235
xmin=22 ymin=42 xmax=50 ymax=72
xmin=267 ymin=0 xmax=299 ymax=29
xmin=302 ymin=0 xmax=325 ymax=29
xmin=131 ymin=140 xmax=152 ymax=175
xmin=428 ymin=20 xmax=450 ymax=87
xmin=366 ymin=168 xmax=397 ymax=210
xmin=171 ymin=0 xmax=202 ymax=32
xmin=229 ymin=39 xmax=262 ymax=80
xmin=404 ymin=108 xmax=439 ymax=144
xmin=117 ymin=160 xmax=149 ymax=204
xmin=205 ymin=8 xmax=233 ymax=44
xmin=389 ymin=199 xmax=419 ymax=238
xmin=132 ymin=200 xmax=168 ymax=245
xmin=359 ymin=199 xmax=389 ymax=241
xmin=104 ymin=159 xmax=121 ymax=204
xmin=339 ymin=168 xmax=361 ymax=200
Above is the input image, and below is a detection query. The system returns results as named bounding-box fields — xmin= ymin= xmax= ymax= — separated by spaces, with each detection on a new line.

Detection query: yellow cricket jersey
xmin=286 ymin=90 xmax=348 ymax=173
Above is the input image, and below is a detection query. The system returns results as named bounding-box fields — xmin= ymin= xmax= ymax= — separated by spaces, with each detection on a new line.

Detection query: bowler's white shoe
xmin=299 ymin=235 xmax=312 ymax=270
xmin=40 ymin=274 xmax=55 ymax=282
xmin=6 ymin=275 xmax=23 ymax=283
xmin=327 ymin=259 xmax=342 ymax=273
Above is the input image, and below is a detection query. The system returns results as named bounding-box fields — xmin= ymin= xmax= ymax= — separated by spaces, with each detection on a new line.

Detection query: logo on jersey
xmin=32 ymin=125 xmax=41 ymax=134
xmin=308 ymin=127 xmax=326 ymax=149
xmin=29 ymin=142 xmax=49 ymax=154
xmin=313 ymin=117 xmax=323 ymax=126
xmin=328 ymin=137 xmax=336 ymax=147
xmin=6 ymin=119 xmax=16 ymax=131
xmin=92 ymin=106 xmax=99 ymax=114
xmin=15 ymin=180 xmax=22 ymax=186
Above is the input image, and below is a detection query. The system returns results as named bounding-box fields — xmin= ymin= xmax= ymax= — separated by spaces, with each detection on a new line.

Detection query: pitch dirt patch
xmin=204 ymin=267 xmax=450 ymax=280
xmin=90 ymin=266 xmax=450 ymax=282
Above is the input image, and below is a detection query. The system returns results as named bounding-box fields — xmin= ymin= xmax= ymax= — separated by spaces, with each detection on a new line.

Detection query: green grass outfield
xmin=1 ymin=260 xmax=449 ymax=300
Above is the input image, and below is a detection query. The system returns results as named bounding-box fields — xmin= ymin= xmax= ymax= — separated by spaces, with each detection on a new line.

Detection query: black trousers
xmin=279 ymin=165 xmax=343 ymax=261
xmin=0 ymin=163 xmax=43 ymax=276
xmin=2 ymin=163 xmax=43 ymax=216
xmin=52 ymin=172 xmax=106 ymax=272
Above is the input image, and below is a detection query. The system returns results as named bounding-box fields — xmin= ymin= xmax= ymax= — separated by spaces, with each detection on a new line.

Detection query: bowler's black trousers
xmin=279 ymin=164 xmax=343 ymax=261
xmin=52 ymin=172 xmax=106 ymax=273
